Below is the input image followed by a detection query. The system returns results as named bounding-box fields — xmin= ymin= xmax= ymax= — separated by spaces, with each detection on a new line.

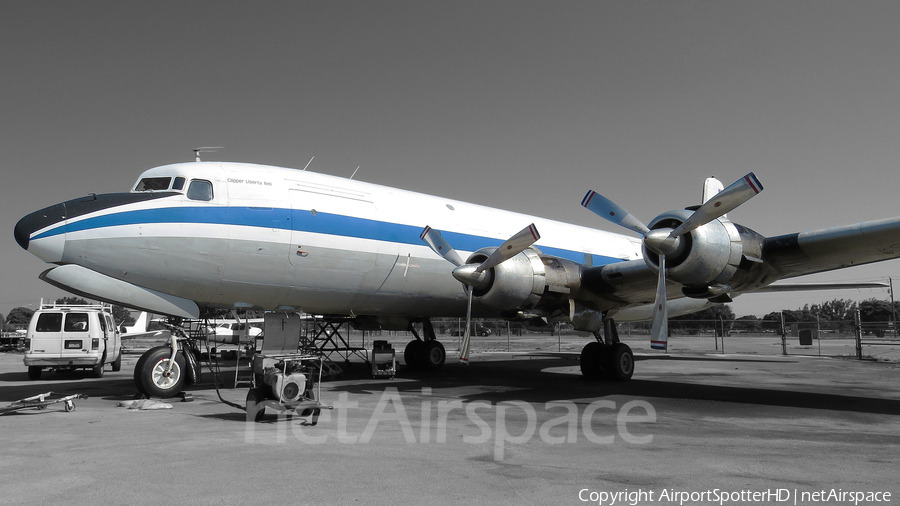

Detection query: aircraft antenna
xmin=193 ymin=147 xmax=223 ymax=162
xmin=302 ymin=156 xmax=315 ymax=171
xmin=350 ymin=166 xmax=360 ymax=179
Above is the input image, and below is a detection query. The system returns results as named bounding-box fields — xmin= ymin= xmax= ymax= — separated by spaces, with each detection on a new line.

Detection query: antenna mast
xmin=193 ymin=146 xmax=223 ymax=162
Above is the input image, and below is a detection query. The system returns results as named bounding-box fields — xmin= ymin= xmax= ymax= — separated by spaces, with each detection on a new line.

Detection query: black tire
xmin=112 ymin=352 xmax=122 ymax=372
xmin=246 ymin=388 xmax=267 ymax=423
xmin=27 ymin=366 xmax=42 ymax=380
xmin=404 ymin=340 xmax=424 ymax=369
xmin=134 ymin=346 xmax=186 ymax=398
xmin=580 ymin=341 xmax=605 ymax=379
xmin=607 ymin=343 xmax=634 ymax=381
xmin=91 ymin=362 xmax=105 ymax=378
xmin=420 ymin=341 xmax=446 ymax=370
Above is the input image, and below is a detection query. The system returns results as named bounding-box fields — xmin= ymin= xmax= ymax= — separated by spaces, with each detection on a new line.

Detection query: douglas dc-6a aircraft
xmin=14 ymin=159 xmax=900 ymax=397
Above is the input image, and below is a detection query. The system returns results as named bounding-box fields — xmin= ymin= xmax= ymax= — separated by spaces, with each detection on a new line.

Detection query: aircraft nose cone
xmin=14 ymin=202 xmax=67 ymax=260
xmin=14 ymin=216 xmax=31 ymax=250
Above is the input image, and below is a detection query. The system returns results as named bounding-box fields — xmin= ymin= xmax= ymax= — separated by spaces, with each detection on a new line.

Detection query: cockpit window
xmin=187 ymin=180 xmax=214 ymax=201
xmin=173 ymin=177 xmax=186 ymax=191
xmin=134 ymin=177 xmax=172 ymax=191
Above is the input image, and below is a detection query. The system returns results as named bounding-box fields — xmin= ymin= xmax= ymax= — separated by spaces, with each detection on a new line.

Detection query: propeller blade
xmin=650 ymin=255 xmax=668 ymax=351
xmin=669 ymin=172 xmax=763 ymax=238
xmin=581 ymin=190 xmax=650 ymax=235
xmin=420 ymin=226 xmax=464 ymax=267
xmin=459 ymin=285 xmax=473 ymax=364
xmin=475 ymin=223 xmax=540 ymax=273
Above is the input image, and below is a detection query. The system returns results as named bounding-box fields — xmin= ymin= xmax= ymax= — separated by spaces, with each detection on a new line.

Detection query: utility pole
xmin=890 ymin=277 xmax=897 ymax=338
xmin=780 ymin=311 xmax=787 ymax=356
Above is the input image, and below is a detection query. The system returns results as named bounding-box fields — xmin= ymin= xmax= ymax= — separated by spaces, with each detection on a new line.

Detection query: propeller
xmin=420 ymin=224 xmax=541 ymax=364
xmin=581 ymin=172 xmax=763 ymax=350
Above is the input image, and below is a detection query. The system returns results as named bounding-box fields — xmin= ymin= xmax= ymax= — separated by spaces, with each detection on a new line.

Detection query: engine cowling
xmin=464 ymin=247 xmax=582 ymax=315
xmin=643 ymin=209 xmax=765 ymax=297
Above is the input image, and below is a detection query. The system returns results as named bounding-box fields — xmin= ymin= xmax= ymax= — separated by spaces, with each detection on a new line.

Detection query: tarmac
xmin=1 ymin=335 xmax=898 ymax=506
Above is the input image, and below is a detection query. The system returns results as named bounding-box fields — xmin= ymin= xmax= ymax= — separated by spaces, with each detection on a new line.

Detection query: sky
xmin=2 ymin=1 xmax=900 ymax=319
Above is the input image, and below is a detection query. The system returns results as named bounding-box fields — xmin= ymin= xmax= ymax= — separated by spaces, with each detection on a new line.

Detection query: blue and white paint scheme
xmin=15 ymin=160 xmax=900 ymax=382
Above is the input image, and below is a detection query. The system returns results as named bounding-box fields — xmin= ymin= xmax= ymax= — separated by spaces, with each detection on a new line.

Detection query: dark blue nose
xmin=15 ymin=202 xmax=67 ymax=251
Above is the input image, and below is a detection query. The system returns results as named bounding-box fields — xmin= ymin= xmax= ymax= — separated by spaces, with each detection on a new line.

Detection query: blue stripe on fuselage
xmin=33 ymin=206 xmax=623 ymax=266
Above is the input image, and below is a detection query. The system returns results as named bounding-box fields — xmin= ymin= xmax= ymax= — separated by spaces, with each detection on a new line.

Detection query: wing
xmin=763 ymin=217 xmax=900 ymax=279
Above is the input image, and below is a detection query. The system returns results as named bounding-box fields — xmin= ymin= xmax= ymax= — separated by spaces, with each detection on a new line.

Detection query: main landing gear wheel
xmin=404 ymin=340 xmax=424 ymax=368
xmin=579 ymin=341 xmax=605 ymax=379
xmin=580 ymin=342 xmax=634 ymax=381
xmin=420 ymin=341 xmax=446 ymax=370
xmin=134 ymin=346 xmax=186 ymax=398
xmin=607 ymin=343 xmax=634 ymax=381
xmin=404 ymin=340 xmax=446 ymax=370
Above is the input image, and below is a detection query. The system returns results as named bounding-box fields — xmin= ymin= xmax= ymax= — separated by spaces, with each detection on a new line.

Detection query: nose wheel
xmin=133 ymin=346 xmax=186 ymax=398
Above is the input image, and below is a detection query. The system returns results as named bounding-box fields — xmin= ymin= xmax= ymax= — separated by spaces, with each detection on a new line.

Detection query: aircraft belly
xmin=62 ymin=235 xmax=227 ymax=303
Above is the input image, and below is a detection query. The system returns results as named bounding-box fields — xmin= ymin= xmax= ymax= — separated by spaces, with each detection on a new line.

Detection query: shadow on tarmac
xmin=332 ymin=356 xmax=900 ymax=416
xmin=4 ymin=355 xmax=898 ymax=418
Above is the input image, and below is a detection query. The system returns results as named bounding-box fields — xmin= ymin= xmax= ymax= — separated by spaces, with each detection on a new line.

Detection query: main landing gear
xmin=580 ymin=319 xmax=634 ymax=381
xmin=403 ymin=320 xmax=446 ymax=371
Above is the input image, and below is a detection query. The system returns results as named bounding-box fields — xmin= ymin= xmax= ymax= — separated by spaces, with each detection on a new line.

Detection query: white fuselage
xmin=25 ymin=162 xmax=649 ymax=319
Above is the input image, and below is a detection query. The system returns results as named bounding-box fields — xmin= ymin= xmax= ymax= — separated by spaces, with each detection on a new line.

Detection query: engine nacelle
xmin=465 ymin=247 xmax=582 ymax=314
xmin=644 ymin=209 xmax=765 ymax=296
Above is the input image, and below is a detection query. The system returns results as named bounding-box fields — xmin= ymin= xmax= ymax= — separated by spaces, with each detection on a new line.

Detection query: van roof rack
xmin=38 ymin=298 xmax=112 ymax=311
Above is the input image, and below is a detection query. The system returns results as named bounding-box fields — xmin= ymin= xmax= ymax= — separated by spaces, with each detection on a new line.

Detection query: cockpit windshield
xmin=134 ymin=176 xmax=186 ymax=192
xmin=134 ymin=177 xmax=171 ymax=191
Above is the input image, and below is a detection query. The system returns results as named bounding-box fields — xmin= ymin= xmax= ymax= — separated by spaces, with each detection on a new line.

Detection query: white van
xmin=24 ymin=301 xmax=123 ymax=380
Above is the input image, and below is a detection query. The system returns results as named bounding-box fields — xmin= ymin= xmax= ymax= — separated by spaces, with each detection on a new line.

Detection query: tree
xmin=6 ymin=307 xmax=34 ymax=328
xmin=859 ymin=298 xmax=894 ymax=336
xmin=56 ymin=296 xmax=89 ymax=305
xmin=733 ymin=315 xmax=762 ymax=333
xmin=810 ymin=298 xmax=857 ymax=322
xmin=112 ymin=306 xmax=135 ymax=326
xmin=670 ymin=304 xmax=736 ymax=335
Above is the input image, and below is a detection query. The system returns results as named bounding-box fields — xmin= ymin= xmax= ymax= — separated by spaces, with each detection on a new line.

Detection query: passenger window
xmin=173 ymin=177 xmax=186 ymax=191
xmin=187 ymin=180 xmax=214 ymax=201
xmin=135 ymin=177 xmax=172 ymax=191
xmin=64 ymin=313 xmax=90 ymax=332
xmin=36 ymin=313 xmax=63 ymax=332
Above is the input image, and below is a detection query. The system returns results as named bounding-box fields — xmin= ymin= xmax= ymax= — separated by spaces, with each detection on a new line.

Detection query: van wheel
xmin=112 ymin=352 xmax=122 ymax=372
xmin=134 ymin=346 xmax=186 ymax=398
xmin=91 ymin=362 xmax=105 ymax=378
xmin=27 ymin=366 xmax=42 ymax=380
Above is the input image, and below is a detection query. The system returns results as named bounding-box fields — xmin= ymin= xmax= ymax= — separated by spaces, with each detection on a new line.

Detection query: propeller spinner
xmin=581 ymin=173 xmax=763 ymax=350
xmin=420 ymin=224 xmax=541 ymax=363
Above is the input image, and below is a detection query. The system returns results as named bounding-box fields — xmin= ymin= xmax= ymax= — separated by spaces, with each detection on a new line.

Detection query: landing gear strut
xmin=403 ymin=320 xmax=446 ymax=370
xmin=580 ymin=319 xmax=634 ymax=381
